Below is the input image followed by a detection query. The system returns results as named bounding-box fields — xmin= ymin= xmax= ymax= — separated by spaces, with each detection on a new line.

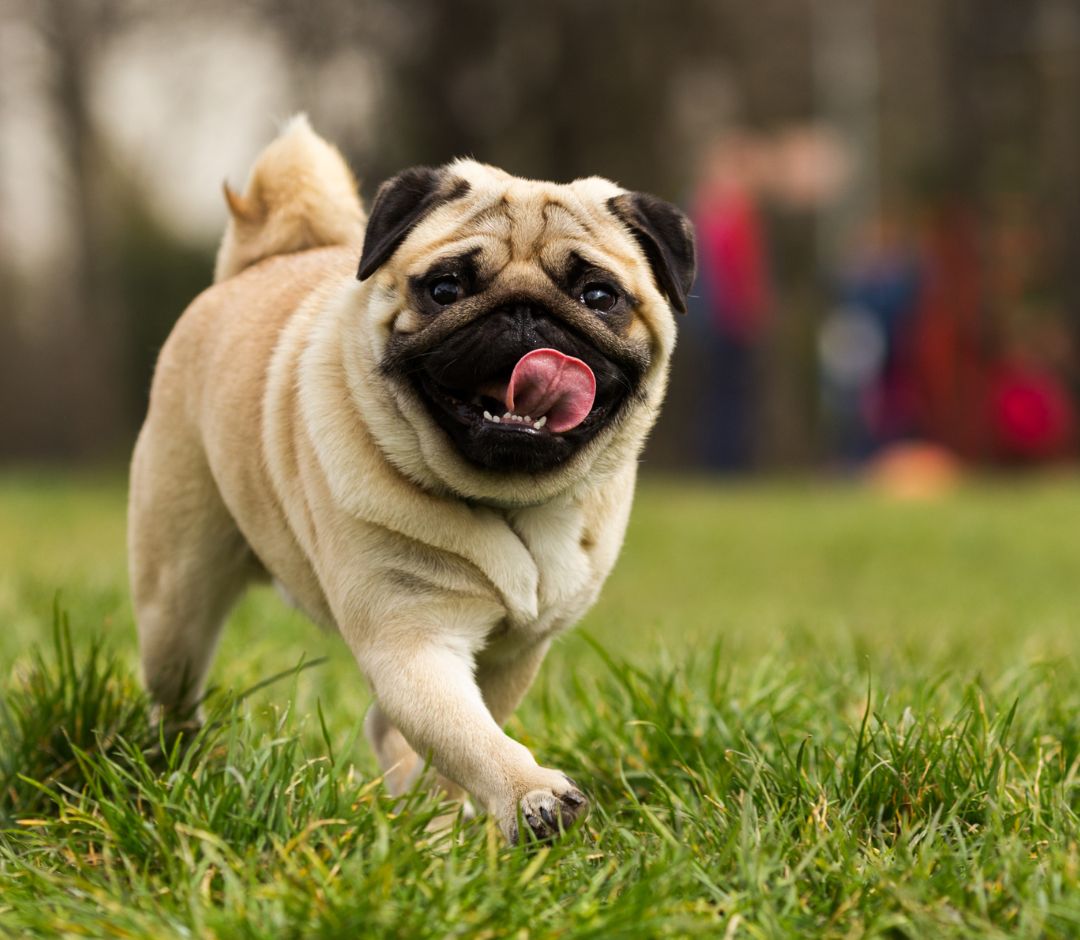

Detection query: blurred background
xmin=2 ymin=0 xmax=1078 ymax=481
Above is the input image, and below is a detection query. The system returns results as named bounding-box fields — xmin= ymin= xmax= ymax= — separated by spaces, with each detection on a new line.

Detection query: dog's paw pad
xmin=514 ymin=786 xmax=589 ymax=844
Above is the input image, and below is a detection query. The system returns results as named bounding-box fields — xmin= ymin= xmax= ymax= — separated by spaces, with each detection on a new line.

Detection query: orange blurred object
xmin=864 ymin=441 xmax=963 ymax=500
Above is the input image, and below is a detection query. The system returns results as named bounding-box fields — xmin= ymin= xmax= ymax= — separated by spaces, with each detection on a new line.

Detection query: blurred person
xmin=819 ymin=214 xmax=921 ymax=462
xmin=689 ymin=134 xmax=773 ymax=471
xmin=877 ymin=192 xmax=1077 ymax=468
xmin=769 ymin=125 xmax=852 ymax=212
xmin=905 ymin=200 xmax=987 ymax=458
xmin=981 ymin=195 xmax=1076 ymax=463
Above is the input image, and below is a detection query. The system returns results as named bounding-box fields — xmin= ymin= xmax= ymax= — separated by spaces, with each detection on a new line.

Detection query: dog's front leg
xmin=355 ymin=637 xmax=588 ymax=844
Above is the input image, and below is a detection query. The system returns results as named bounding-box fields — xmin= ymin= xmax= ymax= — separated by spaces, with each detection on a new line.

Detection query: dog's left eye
xmin=580 ymin=283 xmax=618 ymax=312
xmin=429 ymin=275 xmax=464 ymax=306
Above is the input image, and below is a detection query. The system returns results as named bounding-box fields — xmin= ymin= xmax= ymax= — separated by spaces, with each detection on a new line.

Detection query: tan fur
xmin=213 ymin=114 xmax=365 ymax=282
xmin=130 ymin=120 xmax=681 ymax=843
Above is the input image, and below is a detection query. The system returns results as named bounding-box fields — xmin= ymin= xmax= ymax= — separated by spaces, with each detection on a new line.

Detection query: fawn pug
xmin=129 ymin=117 xmax=695 ymax=842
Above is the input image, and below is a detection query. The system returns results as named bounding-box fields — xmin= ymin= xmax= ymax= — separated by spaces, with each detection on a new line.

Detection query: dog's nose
xmin=503 ymin=301 xmax=541 ymax=319
xmin=490 ymin=303 xmax=544 ymax=346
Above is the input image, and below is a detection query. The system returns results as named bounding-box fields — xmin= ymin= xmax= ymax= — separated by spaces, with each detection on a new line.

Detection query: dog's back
xmin=213 ymin=114 xmax=365 ymax=283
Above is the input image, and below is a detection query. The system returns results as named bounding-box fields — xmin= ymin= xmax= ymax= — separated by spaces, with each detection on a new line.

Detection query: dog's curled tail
xmin=213 ymin=114 xmax=366 ymax=283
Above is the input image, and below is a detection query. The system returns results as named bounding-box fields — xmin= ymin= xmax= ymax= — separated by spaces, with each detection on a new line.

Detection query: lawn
xmin=1 ymin=472 xmax=1078 ymax=937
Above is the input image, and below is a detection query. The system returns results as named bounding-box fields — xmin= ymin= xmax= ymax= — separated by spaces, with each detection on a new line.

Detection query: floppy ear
xmin=608 ymin=193 xmax=697 ymax=314
xmin=357 ymin=167 xmax=469 ymax=280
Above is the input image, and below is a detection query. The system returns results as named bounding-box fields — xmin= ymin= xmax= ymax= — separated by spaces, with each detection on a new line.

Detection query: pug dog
xmin=128 ymin=116 xmax=695 ymax=843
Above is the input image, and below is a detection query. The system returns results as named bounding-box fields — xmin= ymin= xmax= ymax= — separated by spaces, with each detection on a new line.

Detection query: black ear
xmin=357 ymin=167 xmax=469 ymax=280
xmin=608 ymin=193 xmax=697 ymax=314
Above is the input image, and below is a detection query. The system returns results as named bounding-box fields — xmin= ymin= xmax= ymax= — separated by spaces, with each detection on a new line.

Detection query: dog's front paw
xmin=502 ymin=773 xmax=589 ymax=844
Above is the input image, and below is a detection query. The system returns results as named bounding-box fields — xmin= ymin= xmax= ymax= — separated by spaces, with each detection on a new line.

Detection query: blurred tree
xmin=0 ymin=0 xmax=1078 ymax=468
xmin=19 ymin=0 xmax=127 ymax=456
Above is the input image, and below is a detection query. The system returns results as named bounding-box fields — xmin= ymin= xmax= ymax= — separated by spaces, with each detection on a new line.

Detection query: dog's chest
xmin=503 ymin=502 xmax=595 ymax=634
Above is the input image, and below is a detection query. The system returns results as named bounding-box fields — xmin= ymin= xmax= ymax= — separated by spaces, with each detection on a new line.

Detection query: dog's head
xmin=351 ymin=159 xmax=695 ymax=504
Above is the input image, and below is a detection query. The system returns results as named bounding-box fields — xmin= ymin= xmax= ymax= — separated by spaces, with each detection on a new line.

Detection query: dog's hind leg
xmin=364 ymin=703 xmax=425 ymax=795
xmin=128 ymin=432 xmax=258 ymax=720
xmin=365 ymin=704 xmax=471 ymax=809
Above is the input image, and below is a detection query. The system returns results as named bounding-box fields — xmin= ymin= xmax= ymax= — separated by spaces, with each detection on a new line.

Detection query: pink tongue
xmin=506 ymin=349 xmax=596 ymax=433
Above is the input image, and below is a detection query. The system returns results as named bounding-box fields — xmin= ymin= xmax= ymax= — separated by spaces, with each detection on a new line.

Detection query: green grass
xmin=1 ymin=472 xmax=1079 ymax=937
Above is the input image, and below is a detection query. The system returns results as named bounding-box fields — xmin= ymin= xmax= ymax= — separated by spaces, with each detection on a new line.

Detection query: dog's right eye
xmin=429 ymin=275 xmax=464 ymax=306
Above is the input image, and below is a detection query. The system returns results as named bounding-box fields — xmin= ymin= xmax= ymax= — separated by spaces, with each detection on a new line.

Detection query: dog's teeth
xmin=483 ymin=410 xmax=493 ymax=421
xmin=536 ymin=416 xmax=547 ymax=429
xmin=492 ymin=415 xmax=501 ymax=423
xmin=522 ymin=416 xmax=531 ymax=422
xmin=503 ymin=412 xmax=512 ymax=420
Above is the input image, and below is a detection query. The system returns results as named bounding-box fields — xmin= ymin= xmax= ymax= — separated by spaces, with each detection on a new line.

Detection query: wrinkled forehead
xmin=401 ymin=173 xmax=642 ymax=279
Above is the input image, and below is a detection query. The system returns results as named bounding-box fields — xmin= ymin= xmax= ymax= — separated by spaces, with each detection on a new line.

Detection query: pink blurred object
xmin=989 ymin=364 xmax=1076 ymax=461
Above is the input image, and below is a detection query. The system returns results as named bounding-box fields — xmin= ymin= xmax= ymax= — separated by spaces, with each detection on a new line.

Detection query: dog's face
xmin=351 ymin=160 xmax=695 ymax=504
